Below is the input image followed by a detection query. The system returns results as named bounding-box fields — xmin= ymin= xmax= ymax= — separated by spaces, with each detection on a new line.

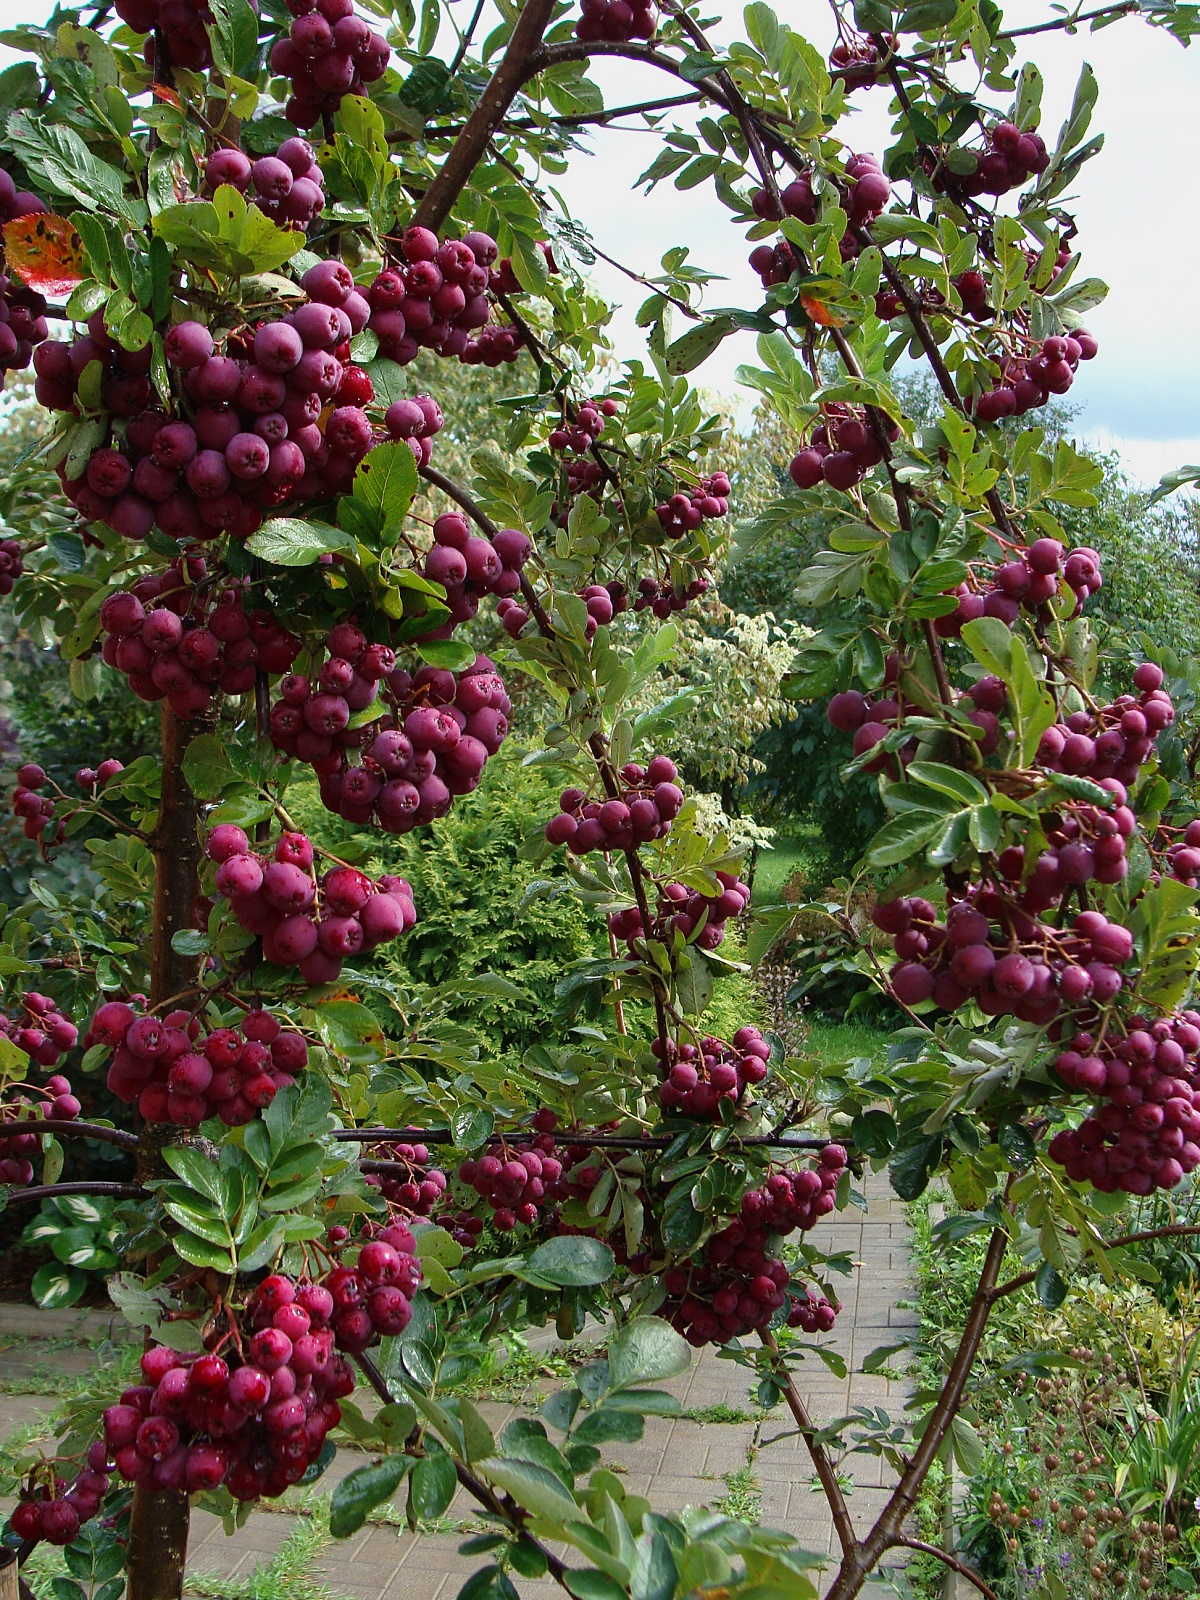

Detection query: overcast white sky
xmin=0 ymin=1 xmax=1194 ymax=485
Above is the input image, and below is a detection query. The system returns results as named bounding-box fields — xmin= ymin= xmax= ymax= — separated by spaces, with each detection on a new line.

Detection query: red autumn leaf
xmin=800 ymin=293 xmax=848 ymax=329
xmin=2 ymin=212 xmax=87 ymax=296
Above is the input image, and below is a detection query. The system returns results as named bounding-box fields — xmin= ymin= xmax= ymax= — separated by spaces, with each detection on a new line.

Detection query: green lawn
xmin=804 ymin=1017 xmax=890 ymax=1066
xmin=751 ymin=823 xmax=829 ymax=904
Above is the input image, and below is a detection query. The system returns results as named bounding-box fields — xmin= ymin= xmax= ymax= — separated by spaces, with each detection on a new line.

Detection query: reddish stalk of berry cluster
xmin=205 ymin=825 xmax=417 ymax=982
xmin=0 ymin=1074 xmax=81 ymax=1185
xmin=367 ymin=225 xmax=524 ymax=368
xmin=99 ymin=558 xmax=299 ymax=719
xmin=91 ymin=998 xmax=308 ymax=1127
xmin=545 ymin=755 xmax=684 ymax=852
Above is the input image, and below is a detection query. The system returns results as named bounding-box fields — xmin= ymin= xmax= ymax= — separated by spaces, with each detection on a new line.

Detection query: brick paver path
xmin=1 ymin=1175 xmax=916 ymax=1600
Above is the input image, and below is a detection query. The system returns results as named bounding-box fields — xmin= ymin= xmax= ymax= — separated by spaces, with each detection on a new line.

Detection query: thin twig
xmin=893 ymin=1536 xmax=999 ymax=1599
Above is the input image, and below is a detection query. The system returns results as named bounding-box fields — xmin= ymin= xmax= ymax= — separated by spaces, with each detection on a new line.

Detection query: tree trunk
xmin=126 ymin=701 xmax=211 ymax=1600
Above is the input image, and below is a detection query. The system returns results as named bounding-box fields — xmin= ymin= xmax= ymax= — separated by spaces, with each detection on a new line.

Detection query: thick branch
xmin=341 ymin=1128 xmax=831 ymax=1150
xmin=20 ymin=1119 xmax=140 ymax=1151
xmin=825 ymin=1225 xmax=1009 ymax=1599
xmin=419 ymin=463 xmax=502 ymax=541
xmin=413 ymin=0 xmax=558 ymax=233
xmin=2 ymin=1181 xmax=146 ymax=1205
xmin=761 ymin=1331 xmax=857 ymax=1558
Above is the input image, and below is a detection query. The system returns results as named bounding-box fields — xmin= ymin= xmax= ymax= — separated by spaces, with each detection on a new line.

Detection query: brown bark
xmin=412 ymin=0 xmax=558 ymax=233
xmin=126 ymin=701 xmax=212 ymax=1600
xmin=126 ymin=1481 xmax=191 ymax=1600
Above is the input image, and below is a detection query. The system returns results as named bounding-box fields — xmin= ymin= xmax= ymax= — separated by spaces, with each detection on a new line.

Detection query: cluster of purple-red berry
xmin=11 ymin=760 xmax=66 ymax=847
xmin=99 ymin=563 xmax=300 ymax=719
xmin=114 ymin=0 xmax=220 ymax=70
xmin=654 ymin=472 xmax=730 ymax=539
xmin=418 ymin=512 xmax=528 ymax=623
xmin=38 ymin=282 xmax=391 ymax=543
xmin=9 ymin=1445 xmax=111 ymax=1546
xmin=269 ymin=0 xmax=390 ymax=128
xmin=656 ymin=1026 xmax=771 ymax=1118
xmin=92 ymin=998 xmax=308 ymax=1127
xmin=1049 ymin=1014 xmax=1200 ymax=1195
xmin=366 ymin=1139 xmax=449 ymax=1216
xmin=0 ymin=178 xmax=49 ymax=387
xmin=457 ymin=1141 xmax=567 ymax=1233
xmin=0 ymin=1075 xmax=81 ymax=1186
xmin=1164 ymin=820 xmax=1200 ymax=890
xmin=930 ymin=120 xmax=1050 ymax=200
xmin=789 ymin=406 xmax=898 ymax=493
xmin=269 ymin=626 xmax=511 ymax=831
xmin=544 ymin=756 xmax=684 ymax=853
xmin=633 ymin=571 xmax=711 ymax=618
xmin=323 ymin=1222 xmax=423 ymax=1348
xmin=574 ymin=0 xmax=655 ymax=42
xmin=205 ymin=136 xmax=326 ymax=229
xmin=205 ymin=825 xmax=417 ymax=983
xmin=0 ymin=533 xmax=23 ymax=594
xmin=973 ymin=330 xmax=1098 ymax=422
xmin=548 ymin=396 xmax=618 ymax=456
xmin=748 ymin=154 xmax=890 ymax=285
xmin=103 ymin=1273 xmax=356 ymax=1502
xmin=933 ymin=539 xmax=1103 ymax=636
xmin=878 ymin=893 xmax=1135 ymax=1023
xmin=609 ymin=868 xmax=751 ymax=955
xmin=0 ymin=986 xmax=78 ymax=1068
xmin=829 ymin=31 xmax=894 ymax=89
xmin=648 ymin=1142 xmax=845 ymax=1345
xmin=1035 ymin=664 xmax=1174 ymax=789
xmin=367 ymin=225 xmax=523 ymax=368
